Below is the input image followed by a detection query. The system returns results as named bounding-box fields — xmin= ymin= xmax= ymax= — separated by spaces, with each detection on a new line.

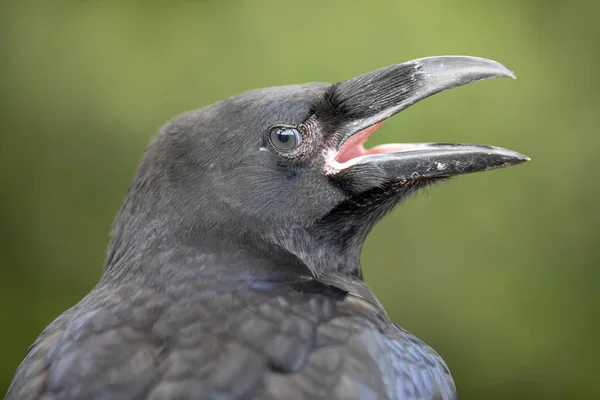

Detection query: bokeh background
xmin=1 ymin=1 xmax=599 ymax=398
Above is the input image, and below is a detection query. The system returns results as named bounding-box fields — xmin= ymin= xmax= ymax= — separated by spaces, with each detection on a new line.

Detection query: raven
xmin=6 ymin=56 xmax=529 ymax=400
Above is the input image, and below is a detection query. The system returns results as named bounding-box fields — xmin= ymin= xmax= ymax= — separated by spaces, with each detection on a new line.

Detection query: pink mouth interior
xmin=333 ymin=121 xmax=422 ymax=167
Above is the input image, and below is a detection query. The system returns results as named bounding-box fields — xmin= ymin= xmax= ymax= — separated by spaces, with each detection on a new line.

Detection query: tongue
xmin=334 ymin=121 xmax=427 ymax=164
xmin=365 ymin=143 xmax=428 ymax=155
xmin=335 ymin=122 xmax=384 ymax=163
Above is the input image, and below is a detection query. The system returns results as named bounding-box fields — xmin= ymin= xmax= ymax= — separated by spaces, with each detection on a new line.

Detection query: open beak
xmin=326 ymin=56 xmax=529 ymax=181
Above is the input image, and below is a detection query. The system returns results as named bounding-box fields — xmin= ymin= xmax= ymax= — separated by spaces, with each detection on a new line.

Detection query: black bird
xmin=6 ymin=56 xmax=529 ymax=400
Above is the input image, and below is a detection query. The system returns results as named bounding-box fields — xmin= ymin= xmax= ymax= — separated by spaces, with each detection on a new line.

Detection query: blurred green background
xmin=1 ymin=0 xmax=599 ymax=399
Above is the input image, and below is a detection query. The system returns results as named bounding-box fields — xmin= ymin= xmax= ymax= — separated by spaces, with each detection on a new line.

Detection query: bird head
xmin=109 ymin=56 xmax=529 ymax=278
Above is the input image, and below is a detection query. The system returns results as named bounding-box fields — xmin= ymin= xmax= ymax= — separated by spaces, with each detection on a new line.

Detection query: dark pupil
xmin=278 ymin=132 xmax=290 ymax=143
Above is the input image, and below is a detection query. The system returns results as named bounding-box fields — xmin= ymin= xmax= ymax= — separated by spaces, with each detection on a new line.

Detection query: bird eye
xmin=269 ymin=127 xmax=302 ymax=151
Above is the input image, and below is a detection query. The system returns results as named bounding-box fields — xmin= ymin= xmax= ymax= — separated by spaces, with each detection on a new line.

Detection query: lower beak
xmin=349 ymin=143 xmax=529 ymax=181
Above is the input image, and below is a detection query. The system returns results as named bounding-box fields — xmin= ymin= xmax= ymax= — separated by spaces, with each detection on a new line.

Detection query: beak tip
xmin=477 ymin=58 xmax=516 ymax=81
xmin=501 ymin=149 xmax=530 ymax=166
xmin=511 ymin=150 xmax=530 ymax=161
xmin=479 ymin=57 xmax=516 ymax=80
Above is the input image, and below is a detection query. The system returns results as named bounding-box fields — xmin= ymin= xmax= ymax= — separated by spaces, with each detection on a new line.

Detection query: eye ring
xmin=269 ymin=126 xmax=302 ymax=151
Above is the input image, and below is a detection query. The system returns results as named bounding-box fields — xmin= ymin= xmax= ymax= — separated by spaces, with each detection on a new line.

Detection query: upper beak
xmin=328 ymin=56 xmax=529 ymax=183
